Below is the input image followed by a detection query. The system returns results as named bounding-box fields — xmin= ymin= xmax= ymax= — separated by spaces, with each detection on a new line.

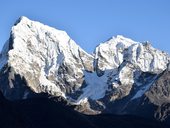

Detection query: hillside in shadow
xmin=0 ymin=91 xmax=168 ymax=128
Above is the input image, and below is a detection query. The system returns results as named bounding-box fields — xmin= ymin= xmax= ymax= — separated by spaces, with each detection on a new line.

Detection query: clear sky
xmin=0 ymin=0 xmax=170 ymax=54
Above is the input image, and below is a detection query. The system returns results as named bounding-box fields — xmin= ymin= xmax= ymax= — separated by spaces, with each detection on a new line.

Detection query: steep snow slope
xmin=0 ymin=16 xmax=94 ymax=100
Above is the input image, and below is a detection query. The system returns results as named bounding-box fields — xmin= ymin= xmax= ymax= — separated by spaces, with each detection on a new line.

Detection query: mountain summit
xmin=0 ymin=17 xmax=170 ymax=122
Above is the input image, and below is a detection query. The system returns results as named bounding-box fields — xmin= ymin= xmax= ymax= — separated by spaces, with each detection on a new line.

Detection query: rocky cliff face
xmin=0 ymin=16 xmax=170 ymax=121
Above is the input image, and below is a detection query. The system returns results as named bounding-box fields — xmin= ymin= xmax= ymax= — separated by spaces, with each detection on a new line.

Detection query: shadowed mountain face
xmin=0 ymin=91 xmax=168 ymax=128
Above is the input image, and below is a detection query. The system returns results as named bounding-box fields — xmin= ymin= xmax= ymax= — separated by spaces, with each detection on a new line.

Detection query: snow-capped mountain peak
xmin=0 ymin=16 xmax=94 ymax=100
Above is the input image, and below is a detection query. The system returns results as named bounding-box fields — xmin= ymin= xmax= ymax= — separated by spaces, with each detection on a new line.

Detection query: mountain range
xmin=0 ymin=16 xmax=170 ymax=127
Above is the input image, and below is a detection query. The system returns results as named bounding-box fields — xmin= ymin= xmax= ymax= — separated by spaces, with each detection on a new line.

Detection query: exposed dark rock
xmin=0 ymin=91 xmax=167 ymax=128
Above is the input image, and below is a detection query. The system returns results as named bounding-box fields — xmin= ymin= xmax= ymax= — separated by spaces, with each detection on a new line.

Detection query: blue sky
xmin=0 ymin=0 xmax=170 ymax=53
